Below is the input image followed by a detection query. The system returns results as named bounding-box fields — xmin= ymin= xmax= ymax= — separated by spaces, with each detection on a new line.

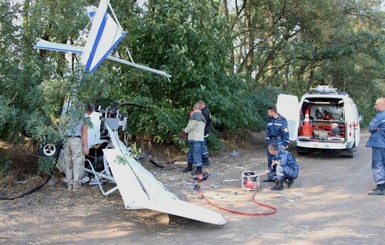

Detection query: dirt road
xmin=1 ymin=132 xmax=384 ymax=245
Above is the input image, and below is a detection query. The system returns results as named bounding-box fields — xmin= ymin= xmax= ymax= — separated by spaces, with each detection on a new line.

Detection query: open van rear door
xmin=277 ymin=94 xmax=299 ymax=141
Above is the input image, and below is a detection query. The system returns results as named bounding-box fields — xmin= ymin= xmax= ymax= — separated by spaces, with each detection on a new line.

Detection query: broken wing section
xmin=106 ymin=126 xmax=177 ymax=203
xmin=34 ymin=0 xmax=171 ymax=77
xmin=107 ymin=56 xmax=171 ymax=78
xmin=33 ymin=39 xmax=171 ymax=78
xmin=104 ymin=125 xmax=226 ymax=225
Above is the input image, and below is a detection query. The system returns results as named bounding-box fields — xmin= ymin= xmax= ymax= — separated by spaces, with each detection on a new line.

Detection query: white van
xmin=277 ymin=85 xmax=361 ymax=158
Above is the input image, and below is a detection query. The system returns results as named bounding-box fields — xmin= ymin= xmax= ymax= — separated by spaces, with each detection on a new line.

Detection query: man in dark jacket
xmin=268 ymin=142 xmax=299 ymax=191
xmin=367 ymin=98 xmax=385 ymax=195
xmin=264 ymin=106 xmax=290 ymax=182
xmin=197 ymin=100 xmax=211 ymax=166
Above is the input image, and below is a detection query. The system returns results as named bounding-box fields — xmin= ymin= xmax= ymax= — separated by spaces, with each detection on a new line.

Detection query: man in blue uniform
xmin=366 ymin=98 xmax=385 ymax=195
xmin=263 ymin=106 xmax=290 ymax=182
xmin=268 ymin=142 xmax=299 ymax=191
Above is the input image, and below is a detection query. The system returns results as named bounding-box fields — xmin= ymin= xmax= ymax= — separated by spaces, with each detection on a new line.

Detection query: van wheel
xmin=340 ymin=147 xmax=354 ymax=158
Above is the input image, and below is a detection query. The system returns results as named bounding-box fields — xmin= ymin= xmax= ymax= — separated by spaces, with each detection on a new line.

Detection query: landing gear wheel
xmin=38 ymin=142 xmax=60 ymax=158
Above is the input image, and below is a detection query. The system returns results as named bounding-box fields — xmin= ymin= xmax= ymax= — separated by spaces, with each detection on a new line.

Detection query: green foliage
xmin=0 ymin=0 xmax=384 ymax=155
xmin=37 ymin=156 xmax=56 ymax=175
xmin=247 ymin=86 xmax=285 ymax=131
xmin=107 ymin=0 xmax=257 ymax=145
xmin=0 ymin=155 xmax=12 ymax=173
xmin=128 ymin=142 xmax=143 ymax=158
xmin=115 ymin=155 xmax=129 ymax=166
xmin=206 ymin=130 xmax=224 ymax=151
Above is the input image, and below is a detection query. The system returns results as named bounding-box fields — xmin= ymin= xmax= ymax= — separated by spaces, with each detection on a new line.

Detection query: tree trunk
xmin=223 ymin=0 xmax=235 ymax=75
xmin=245 ymin=0 xmax=254 ymax=75
xmin=22 ymin=0 xmax=31 ymax=63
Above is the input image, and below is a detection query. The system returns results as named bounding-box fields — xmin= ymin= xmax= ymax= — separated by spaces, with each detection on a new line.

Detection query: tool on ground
xmin=193 ymin=171 xmax=210 ymax=182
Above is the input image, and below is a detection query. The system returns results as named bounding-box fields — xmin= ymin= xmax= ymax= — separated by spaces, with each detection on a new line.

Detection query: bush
xmin=37 ymin=156 xmax=57 ymax=175
xmin=0 ymin=155 xmax=12 ymax=173
xmin=206 ymin=130 xmax=225 ymax=151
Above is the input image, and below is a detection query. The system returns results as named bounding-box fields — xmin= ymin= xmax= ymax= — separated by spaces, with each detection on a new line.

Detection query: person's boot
xmin=72 ymin=181 xmax=81 ymax=191
xmin=271 ymin=180 xmax=284 ymax=191
xmin=368 ymin=184 xmax=385 ymax=195
xmin=192 ymin=166 xmax=202 ymax=175
xmin=202 ymin=157 xmax=210 ymax=166
xmin=287 ymin=179 xmax=294 ymax=188
xmin=182 ymin=163 xmax=193 ymax=173
xmin=263 ymin=178 xmax=275 ymax=182
xmin=263 ymin=171 xmax=276 ymax=182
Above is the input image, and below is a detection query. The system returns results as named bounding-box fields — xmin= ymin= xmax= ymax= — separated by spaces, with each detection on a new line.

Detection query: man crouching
xmin=268 ymin=142 xmax=299 ymax=191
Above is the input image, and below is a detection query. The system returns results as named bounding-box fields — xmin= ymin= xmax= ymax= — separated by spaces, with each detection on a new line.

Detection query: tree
xmin=0 ymin=0 xmax=53 ymax=144
xmin=105 ymin=0 xmax=258 ymax=146
xmin=1 ymin=0 xmax=384 ymax=150
xmin=226 ymin=0 xmax=385 ymax=122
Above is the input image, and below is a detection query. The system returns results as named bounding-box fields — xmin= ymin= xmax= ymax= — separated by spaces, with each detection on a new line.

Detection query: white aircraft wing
xmin=104 ymin=125 xmax=226 ymax=225
xmin=34 ymin=40 xmax=171 ymax=77
xmin=34 ymin=0 xmax=171 ymax=77
xmin=34 ymin=39 xmax=83 ymax=54
xmin=107 ymin=56 xmax=171 ymax=78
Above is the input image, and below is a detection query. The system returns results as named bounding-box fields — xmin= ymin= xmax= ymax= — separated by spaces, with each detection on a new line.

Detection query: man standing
xmin=180 ymin=103 xmax=206 ymax=175
xmin=268 ymin=142 xmax=299 ymax=191
xmin=64 ymin=103 xmax=94 ymax=191
xmin=366 ymin=98 xmax=385 ymax=195
xmin=197 ymin=100 xmax=211 ymax=166
xmin=264 ymin=106 xmax=290 ymax=182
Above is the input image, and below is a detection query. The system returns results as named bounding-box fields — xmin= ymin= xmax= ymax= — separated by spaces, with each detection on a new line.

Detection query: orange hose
xmin=198 ymin=191 xmax=277 ymax=216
